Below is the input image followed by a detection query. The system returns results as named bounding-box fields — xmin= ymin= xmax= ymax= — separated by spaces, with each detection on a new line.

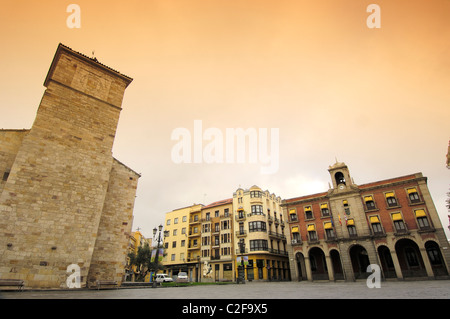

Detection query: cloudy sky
xmin=1 ymin=0 xmax=449 ymax=239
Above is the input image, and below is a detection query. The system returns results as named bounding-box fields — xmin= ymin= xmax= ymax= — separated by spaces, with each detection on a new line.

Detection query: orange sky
xmin=1 ymin=0 xmax=449 ymax=237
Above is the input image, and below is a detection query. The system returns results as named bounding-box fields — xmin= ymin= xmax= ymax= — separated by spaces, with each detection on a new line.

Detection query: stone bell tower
xmin=0 ymin=44 xmax=139 ymax=288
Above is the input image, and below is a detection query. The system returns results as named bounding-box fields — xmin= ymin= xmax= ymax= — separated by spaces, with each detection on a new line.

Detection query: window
xmin=205 ymin=212 xmax=210 ymax=221
xmin=307 ymin=224 xmax=317 ymax=241
xmin=172 ymin=241 xmax=176 ymax=248
xmin=304 ymin=206 xmax=313 ymax=219
xmin=182 ymin=216 xmax=187 ymax=222
xmin=394 ymin=220 xmax=406 ymax=233
xmin=392 ymin=213 xmax=407 ymax=233
xmin=289 ymin=209 xmax=298 ymax=221
xmin=2 ymin=171 xmax=10 ymax=181
xmin=223 ymin=220 xmax=230 ymax=229
xmin=250 ymin=239 xmax=268 ymax=251
xmin=174 ymin=217 xmax=178 ymax=224
xmin=325 ymin=228 xmax=335 ymax=240
xmin=308 ymin=231 xmax=317 ymax=241
xmin=249 ymin=221 xmax=267 ymax=232
xmin=171 ymin=254 xmax=175 ymax=261
xmin=238 ymin=222 xmax=245 ymax=235
xmin=320 ymin=204 xmax=330 ymax=217
xmin=292 ymin=231 xmax=301 ymax=243
xmin=405 ymin=247 xmax=419 ymax=267
xmin=348 ymin=225 xmax=357 ymax=237
xmin=221 ymin=233 xmax=231 ymax=243
xmin=181 ymin=227 xmax=186 ymax=234
xmin=181 ymin=240 xmax=185 ymax=247
xmin=214 ymin=223 xmax=220 ymax=232
xmin=385 ymin=192 xmax=398 ymax=207
xmin=372 ymin=223 xmax=383 ymax=234
xmin=173 ymin=229 xmax=177 ymax=236
xmin=364 ymin=196 xmax=376 ymax=210
xmin=250 ymin=191 xmax=262 ymax=198
xmin=417 ymin=217 xmax=430 ymax=229
xmin=224 ymin=208 xmax=229 ymax=217
xmin=369 ymin=216 xmax=383 ymax=235
xmin=427 ymin=247 xmax=443 ymax=265
xmin=407 ymin=188 xmax=421 ymax=204
xmin=167 ymin=219 xmax=171 ymax=225
xmin=415 ymin=209 xmax=431 ymax=229
xmin=215 ymin=210 xmax=219 ymax=217
xmin=251 ymin=205 xmax=263 ymax=215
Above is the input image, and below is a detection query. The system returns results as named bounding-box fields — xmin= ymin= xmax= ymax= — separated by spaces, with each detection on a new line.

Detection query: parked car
xmin=155 ymin=274 xmax=173 ymax=283
xmin=176 ymin=272 xmax=189 ymax=282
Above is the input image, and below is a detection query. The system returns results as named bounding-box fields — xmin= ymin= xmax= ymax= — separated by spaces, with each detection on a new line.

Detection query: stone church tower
xmin=0 ymin=44 xmax=140 ymax=288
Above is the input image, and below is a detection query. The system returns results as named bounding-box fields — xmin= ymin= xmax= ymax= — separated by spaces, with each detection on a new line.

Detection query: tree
xmin=127 ymin=242 xmax=166 ymax=281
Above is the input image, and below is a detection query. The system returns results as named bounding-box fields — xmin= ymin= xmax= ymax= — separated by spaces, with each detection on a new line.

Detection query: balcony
xmin=235 ymin=248 xmax=248 ymax=255
xmin=268 ymin=248 xmax=288 ymax=256
xmin=189 ymin=217 xmax=201 ymax=224
xmin=235 ymin=212 xmax=246 ymax=221
xmin=268 ymin=231 xmax=286 ymax=240
xmin=236 ymin=230 xmax=247 ymax=237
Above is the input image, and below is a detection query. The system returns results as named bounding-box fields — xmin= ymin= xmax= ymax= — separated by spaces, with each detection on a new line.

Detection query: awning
xmin=407 ymin=188 xmax=417 ymax=194
xmin=364 ymin=196 xmax=373 ymax=202
xmin=343 ymin=200 xmax=348 ymax=205
xmin=369 ymin=216 xmax=380 ymax=223
xmin=347 ymin=219 xmax=354 ymax=226
xmin=415 ymin=209 xmax=426 ymax=217
xmin=305 ymin=206 xmax=312 ymax=212
xmin=385 ymin=192 xmax=395 ymax=198
xmin=289 ymin=209 xmax=296 ymax=215
xmin=324 ymin=222 xmax=333 ymax=229
xmin=320 ymin=203 xmax=328 ymax=209
xmin=307 ymin=224 xmax=315 ymax=231
xmin=391 ymin=213 xmax=402 ymax=221
xmin=291 ymin=226 xmax=299 ymax=233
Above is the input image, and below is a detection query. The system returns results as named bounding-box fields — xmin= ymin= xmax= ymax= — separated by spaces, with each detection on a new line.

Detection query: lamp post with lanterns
xmin=151 ymin=224 xmax=169 ymax=287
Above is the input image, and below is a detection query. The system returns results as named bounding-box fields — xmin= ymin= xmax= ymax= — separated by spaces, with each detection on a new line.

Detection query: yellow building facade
xmin=163 ymin=204 xmax=203 ymax=281
xmin=200 ymin=199 xmax=235 ymax=282
xmin=233 ymin=186 xmax=290 ymax=281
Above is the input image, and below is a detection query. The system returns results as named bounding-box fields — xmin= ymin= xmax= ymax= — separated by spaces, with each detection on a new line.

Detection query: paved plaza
xmin=1 ymin=280 xmax=449 ymax=299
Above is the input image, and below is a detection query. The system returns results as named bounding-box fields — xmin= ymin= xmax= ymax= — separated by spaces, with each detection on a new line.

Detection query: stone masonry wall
xmin=87 ymin=160 xmax=139 ymax=286
xmin=0 ymin=45 xmax=135 ymax=288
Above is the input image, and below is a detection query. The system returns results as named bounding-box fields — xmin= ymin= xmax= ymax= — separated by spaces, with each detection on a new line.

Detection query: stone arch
xmin=329 ymin=248 xmax=344 ymax=280
xmin=294 ymin=251 xmax=307 ymax=281
xmin=376 ymin=244 xmax=396 ymax=278
xmin=308 ymin=247 xmax=328 ymax=280
xmin=394 ymin=238 xmax=426 ymax=278
xmin=349 ymin=244 xmax=370 ymax=279
xmin=424 ymin=240 xmax=448 ymax=277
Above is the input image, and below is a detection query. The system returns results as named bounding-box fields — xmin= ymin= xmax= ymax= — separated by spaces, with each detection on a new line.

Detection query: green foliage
xmin=128 ymin=242 xmax=165 ymax=281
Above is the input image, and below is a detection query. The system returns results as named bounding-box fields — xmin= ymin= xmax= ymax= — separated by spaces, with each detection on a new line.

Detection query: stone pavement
xmin=1 ymin=280 xmax=449 ymax=299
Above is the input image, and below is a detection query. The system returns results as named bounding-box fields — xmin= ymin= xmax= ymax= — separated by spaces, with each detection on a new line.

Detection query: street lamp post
xmin=237 ymin=242 xmax=246 ymax=284
xmin=152 ymin=224 xmax=169 ymax=288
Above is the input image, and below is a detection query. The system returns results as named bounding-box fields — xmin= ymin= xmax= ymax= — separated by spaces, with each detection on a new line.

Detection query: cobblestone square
xmin=1 ymin=280 xmax=449 ymax=299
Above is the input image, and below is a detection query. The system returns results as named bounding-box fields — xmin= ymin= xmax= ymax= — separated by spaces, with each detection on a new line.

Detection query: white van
xmin=155 ymin=274 xmax=173 ymax=283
